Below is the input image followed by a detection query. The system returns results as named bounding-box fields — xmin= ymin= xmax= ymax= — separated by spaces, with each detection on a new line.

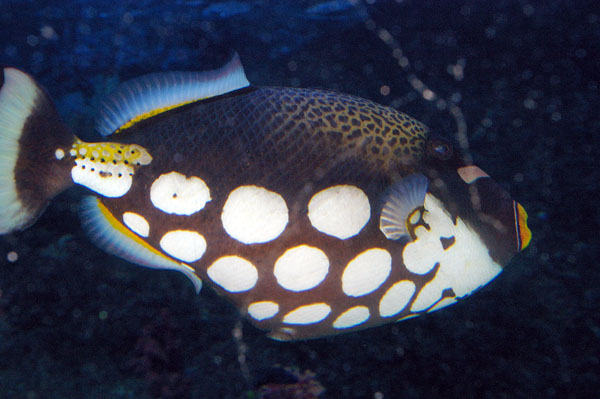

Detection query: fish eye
xmin=427 ymin=138 xmax=453 ymax=160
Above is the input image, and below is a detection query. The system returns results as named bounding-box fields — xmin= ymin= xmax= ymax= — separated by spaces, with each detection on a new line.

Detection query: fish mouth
xmin=514 ymin=201 xmax=532 ymax=251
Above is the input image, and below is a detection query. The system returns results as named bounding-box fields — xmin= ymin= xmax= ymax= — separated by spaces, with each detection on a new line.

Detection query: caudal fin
xmin=0 ymin=67 xmax=75 ymax=234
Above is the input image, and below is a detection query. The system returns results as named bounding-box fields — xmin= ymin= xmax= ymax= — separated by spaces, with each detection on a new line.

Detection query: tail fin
xmin=0 ymin=67 xmax=75 ymax=234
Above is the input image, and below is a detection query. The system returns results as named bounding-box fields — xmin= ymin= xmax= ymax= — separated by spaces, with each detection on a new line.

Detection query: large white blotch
xmin=405 ymin=194 xmax=502 ymax=313
xmin=159 ymin=230 xmax=206 ymax=262
xmin=71 ymin=159 xmax=133 ymax=197
xmin=248 ymin=301 xmax=279 ymax=321
xmin=402 ymin=194 xmax=457 ymax=275
xmin=342 ymin=248 xmax=392 ymax=297
xmin=379 ymin=280 xmax=416 ymax=317
xmin=282 ymin=303 xmax=331 ymax=325
xmin=221 ymin=185 xmax=288 ymax=244
xmin=333 ymin=306 xmax=370 ymax=329
xmin=274 ymin=245 xmax=329 ymax=292
xmin=207 ymin=255 xmax=258 ymax=293
xmin=402 ymin=238 xmax=444 ymax=275
xmin=308 ymin=185 xmax=371 ymax=239
xmin=150 ymin=171 xmax=211 ymax=215
xmin=122 ymin=211 xmax=150 ymax=237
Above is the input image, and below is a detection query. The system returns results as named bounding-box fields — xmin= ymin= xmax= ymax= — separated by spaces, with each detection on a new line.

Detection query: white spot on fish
xmin=54 ymin=148 xmax=64 ymax=160
xmin=332 ymin=306 xmax=370 ymax=329
xmin=122 ymin=211 xmax=150 ymax=237
xmin=221 ymin=185 xmax=288 ymax=244
xmin=159 ymin=230 xmax=206 ymax=263
xmin=150 ymin=171 xmax=211 ymax=216
xmin=274 ymin=245 xmax=329 ymax=292
xmin=207 ymin=255 xmax=258 ymax=293
xmin=248 ymin=301 xmax=279 ymax=321
xmin=342 ymin=248 xmax=391 ymax=297
xmin=379 ymin=280 xmax=415 ymax=317
xmin=282 ymin=303 xmax=331 ymax=325
xmin=71 ymin=158 xmax=133 ymax=198
xmin=308 ymin=185 xmax=370 ymax=239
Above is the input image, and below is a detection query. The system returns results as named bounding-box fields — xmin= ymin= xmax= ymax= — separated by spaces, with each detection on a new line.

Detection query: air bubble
xmin=7 ymin=251 xmax=18 ymax=262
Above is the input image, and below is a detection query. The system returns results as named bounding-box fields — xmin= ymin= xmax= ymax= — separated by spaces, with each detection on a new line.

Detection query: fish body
xmin=0 ymin=54 xmax=530 ymax=340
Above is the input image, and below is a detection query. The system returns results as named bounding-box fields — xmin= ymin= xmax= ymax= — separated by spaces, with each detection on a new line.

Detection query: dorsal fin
xmin=95 ymin=52 xmax=250 ymax=136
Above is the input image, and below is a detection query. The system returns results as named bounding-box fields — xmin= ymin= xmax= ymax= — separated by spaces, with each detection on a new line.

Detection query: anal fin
xmin=79 ymin=196 xmax=202 ymax=293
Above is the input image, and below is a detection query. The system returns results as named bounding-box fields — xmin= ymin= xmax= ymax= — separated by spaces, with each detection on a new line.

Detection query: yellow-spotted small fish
xmin=0 ymin=54 xmax=531 ymax=341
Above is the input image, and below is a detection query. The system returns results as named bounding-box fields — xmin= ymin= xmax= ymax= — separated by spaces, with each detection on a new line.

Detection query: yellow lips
xmin=515 ymin=202 xmax=532 ymax=251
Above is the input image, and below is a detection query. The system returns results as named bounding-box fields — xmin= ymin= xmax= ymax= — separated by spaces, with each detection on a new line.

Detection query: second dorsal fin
xmin=95 ymin=52 xmax=250 ymax=136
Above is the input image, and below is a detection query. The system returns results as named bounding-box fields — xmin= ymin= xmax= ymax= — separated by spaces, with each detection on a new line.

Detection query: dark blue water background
xmin=0 ymin=0 xmax=598 ymax=398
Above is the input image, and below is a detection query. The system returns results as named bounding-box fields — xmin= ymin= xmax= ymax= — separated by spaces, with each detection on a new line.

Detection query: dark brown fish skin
xmin=119 ymin=86 xmax=428 ymax=180
xmin=94 ymin=86 xmax=431 ymax=339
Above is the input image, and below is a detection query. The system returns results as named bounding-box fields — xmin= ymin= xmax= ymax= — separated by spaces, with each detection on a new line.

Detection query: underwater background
xmin=0 ymin=0 xmax=598 ymax=398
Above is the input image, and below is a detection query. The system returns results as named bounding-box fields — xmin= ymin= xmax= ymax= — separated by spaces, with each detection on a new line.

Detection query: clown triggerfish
xmin=0 ymin=54 xmax=531 ymax=340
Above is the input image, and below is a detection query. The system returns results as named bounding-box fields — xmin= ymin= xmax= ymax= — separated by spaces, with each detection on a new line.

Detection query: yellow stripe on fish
xmin=0 ymin=54 xmax=530 ymax=340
